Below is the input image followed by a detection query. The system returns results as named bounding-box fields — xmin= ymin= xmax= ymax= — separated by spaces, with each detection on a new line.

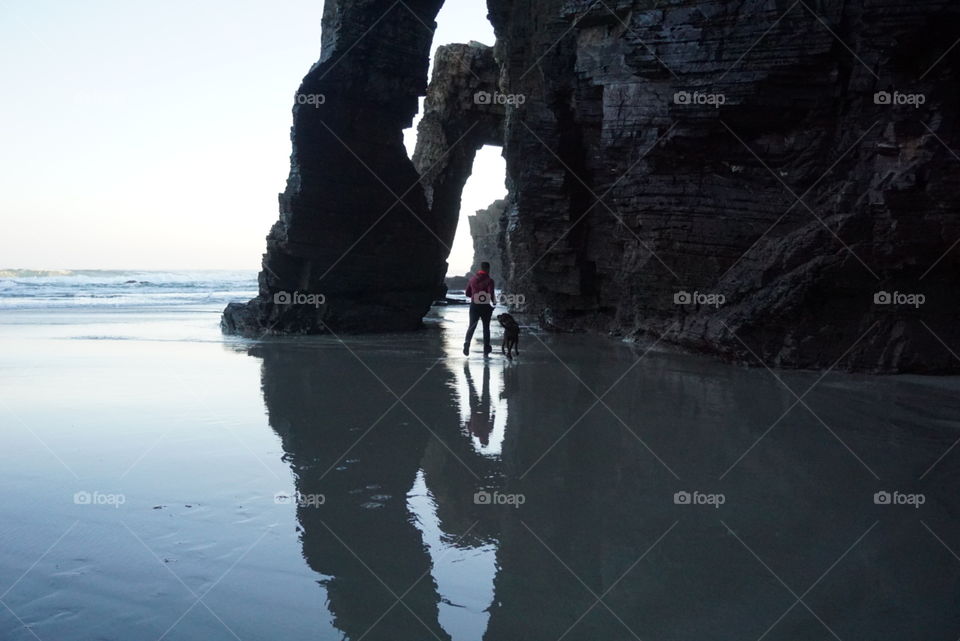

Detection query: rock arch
xmin=223 ymin=0 xmax=453 ymax=335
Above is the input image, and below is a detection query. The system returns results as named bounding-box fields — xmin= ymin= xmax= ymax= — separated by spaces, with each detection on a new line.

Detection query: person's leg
xmin=463 ymin=304 xmax=480 ymax=355
xmin=480 ymin=306 xmax=493 ymax=354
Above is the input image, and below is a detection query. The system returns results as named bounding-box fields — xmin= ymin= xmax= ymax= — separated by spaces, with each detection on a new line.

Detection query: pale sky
xmin=0 ymin=0 xmax=505 ymax=274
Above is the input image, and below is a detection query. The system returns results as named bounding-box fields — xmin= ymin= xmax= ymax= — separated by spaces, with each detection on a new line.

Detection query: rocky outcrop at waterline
xmin=224 ymin=0 xmax=960 ymax=373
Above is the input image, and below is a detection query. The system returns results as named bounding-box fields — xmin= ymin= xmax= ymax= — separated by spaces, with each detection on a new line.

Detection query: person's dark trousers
xmin=464 ymin=303 xmax=494 ymax=354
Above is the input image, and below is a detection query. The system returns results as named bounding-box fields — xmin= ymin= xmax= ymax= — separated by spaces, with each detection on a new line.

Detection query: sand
xmin=1 ymin=302 xmax=958 ymax=640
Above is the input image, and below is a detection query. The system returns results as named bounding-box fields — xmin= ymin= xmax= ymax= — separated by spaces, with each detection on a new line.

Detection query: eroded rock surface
xmin=469 ymin=198 xmax=507 ymax=277
xmin=222 ymin=0 xmax=446 ymax=335
xmin=413 ymin=42 xmax=503 ymax=251
xmin=486 ymin=0 xmax=960 ymax=372
xmin=226 ymin=0 xmax=959 ymax=372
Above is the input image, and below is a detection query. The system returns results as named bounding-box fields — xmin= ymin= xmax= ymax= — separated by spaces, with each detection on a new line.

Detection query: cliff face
xmin=225 ymin=0 xmax=960 ymax=372
xmin=222 ymin=0 xmax=447 ymax=335
xmin=469 ymin=198 xmax=507 ymax=276
xmin=485 ymin=0 xmax=960 ymax=372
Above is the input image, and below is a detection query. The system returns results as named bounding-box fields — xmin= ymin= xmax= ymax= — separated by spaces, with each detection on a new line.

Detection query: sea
xmin=0 ymin=269 xmax=258 ymax=311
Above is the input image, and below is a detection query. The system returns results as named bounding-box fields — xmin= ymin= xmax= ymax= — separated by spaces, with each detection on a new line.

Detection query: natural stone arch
xmin=223 ymin=0 xmax=450 ymax=336
xmin=224 ymin=0 xmax=960 ymax=372
xmin=412 ymin=42 xmax=504 ymax=264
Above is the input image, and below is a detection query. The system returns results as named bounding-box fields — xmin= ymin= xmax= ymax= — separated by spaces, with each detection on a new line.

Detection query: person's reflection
xmin=249 ymin=342 xmax=453 ymax=641
xmin=464 ymin=361 xmax=495 ymax=447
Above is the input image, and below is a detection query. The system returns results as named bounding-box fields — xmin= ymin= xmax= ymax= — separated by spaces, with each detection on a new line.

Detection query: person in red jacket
xmin=463 ymin=262 xmax=495 ymax=356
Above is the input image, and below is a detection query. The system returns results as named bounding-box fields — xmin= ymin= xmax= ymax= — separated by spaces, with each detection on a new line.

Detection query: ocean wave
xmin=0 ymin=269 xmax=75 ymax=278
xmin=0 ymin=270 xmax=258 ymax=310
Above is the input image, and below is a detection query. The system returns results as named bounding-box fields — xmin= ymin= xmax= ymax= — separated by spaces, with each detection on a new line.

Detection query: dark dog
xmin=497 ymin=313 xmax=520 ymax=359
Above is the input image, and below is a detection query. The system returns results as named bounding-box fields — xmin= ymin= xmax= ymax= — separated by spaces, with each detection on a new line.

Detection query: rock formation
xmin=222 ymin=0 xmax=447 ymax=335
xmin=468 ymin=198 xmax=507 ymax=277
xmin=225 ymin=0 xmax=960 ymax=372
xmin=485 ymin=0 xmax=960 ymax=373
xmin=413 ymin=42 xmax=503 ymax=249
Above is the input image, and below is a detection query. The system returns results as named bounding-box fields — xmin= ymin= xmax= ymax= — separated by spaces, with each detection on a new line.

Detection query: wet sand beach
xmin=1 ymin=301 xmax=959 ymax=640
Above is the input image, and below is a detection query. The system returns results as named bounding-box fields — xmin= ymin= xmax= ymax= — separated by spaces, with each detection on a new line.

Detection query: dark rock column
xmin=223 ymin=0 xmax=447 ymax=336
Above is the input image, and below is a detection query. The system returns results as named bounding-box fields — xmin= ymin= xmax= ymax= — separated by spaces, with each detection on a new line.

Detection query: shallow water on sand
xmin=1 ymin=303 xmax=959 ymax=640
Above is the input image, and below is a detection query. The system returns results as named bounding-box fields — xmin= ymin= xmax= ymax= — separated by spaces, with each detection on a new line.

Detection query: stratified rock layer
xmin=226 ymin=0 xmax=959 ymax=372
xmin=486 ymin=0 xmax=960 ymax=372
xmin=469 ymin=198 xmax=507 ymax=276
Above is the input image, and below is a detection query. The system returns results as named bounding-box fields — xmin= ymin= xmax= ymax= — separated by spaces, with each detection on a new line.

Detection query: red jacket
xmin=465 ymin=270 xmax=495 ymax=304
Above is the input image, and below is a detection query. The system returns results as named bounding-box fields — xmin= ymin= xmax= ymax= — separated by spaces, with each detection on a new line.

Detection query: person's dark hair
xmin=480 ymin=261 xmax=490 ymax=272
